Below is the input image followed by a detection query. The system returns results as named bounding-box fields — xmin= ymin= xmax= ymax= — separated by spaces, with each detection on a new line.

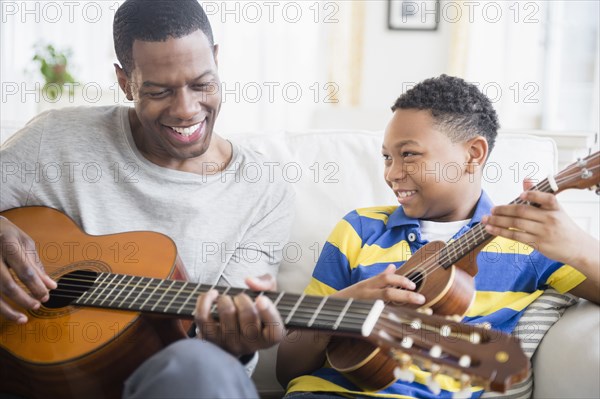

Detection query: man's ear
xmin=213 ymin=44 xmax=219 ymax=67
xmin=465 ymin=136 xmax=488 ymax=174
xmin=114 ymin=63 xmax=133 ymax=101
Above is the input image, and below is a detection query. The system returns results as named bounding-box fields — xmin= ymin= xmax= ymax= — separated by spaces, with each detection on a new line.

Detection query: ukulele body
xmin=0 ymin=207 xmax=190 ymax=399
xmin=326 ymin=241 xmax=477 ymax=391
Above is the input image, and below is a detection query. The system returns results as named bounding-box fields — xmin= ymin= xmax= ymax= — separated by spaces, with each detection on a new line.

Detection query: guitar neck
xmin=438 ymin=178 xmax=556 ymax=268
xmin=66 ymin=271 xmax=378 ymax=336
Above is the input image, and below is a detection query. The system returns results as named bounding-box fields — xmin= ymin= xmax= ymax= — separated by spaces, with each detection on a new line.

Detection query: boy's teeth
xmin=170 ymin=123 xmax=200 ymax=136
xmin=398 ymin=191 xmax=416 ymax=198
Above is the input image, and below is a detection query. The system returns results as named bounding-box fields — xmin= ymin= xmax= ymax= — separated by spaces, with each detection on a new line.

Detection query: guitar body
xmin=0 ymin=207 xmax=190 ymax=399
xmin=326 ymin=241 xmax=477 ymax=391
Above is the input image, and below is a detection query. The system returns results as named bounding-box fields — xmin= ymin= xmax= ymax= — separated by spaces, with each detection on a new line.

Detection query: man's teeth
xmin=170 ymin=123 xmax=200 ymax=136
xmin=397 ymin=191 xmax=416 ymax=198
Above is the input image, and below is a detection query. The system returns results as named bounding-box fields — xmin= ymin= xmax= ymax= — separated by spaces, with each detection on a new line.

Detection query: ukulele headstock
xmin=368 ymin=306 xmax=529 ymax=394
xmin=553 ymin=151 xmax=600 ymax=194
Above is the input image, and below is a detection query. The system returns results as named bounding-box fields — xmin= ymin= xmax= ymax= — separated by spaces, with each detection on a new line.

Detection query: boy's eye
xmin=401 ymin=151 xmax=418 ymax=158
xmin=382 ymin=154 xmax=392 ymax=162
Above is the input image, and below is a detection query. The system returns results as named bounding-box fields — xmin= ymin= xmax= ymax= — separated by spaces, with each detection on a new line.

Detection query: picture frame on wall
xmin=388 ymin=0 xmax=440 ymax=31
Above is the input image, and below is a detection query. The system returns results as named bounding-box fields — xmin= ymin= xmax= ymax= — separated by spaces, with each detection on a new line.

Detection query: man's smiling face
xmin=119 ymin=29 xmax=222 ymax=165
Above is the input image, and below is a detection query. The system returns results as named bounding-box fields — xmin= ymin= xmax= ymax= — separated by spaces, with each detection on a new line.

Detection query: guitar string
xmin=44 ymin=289 xmax=371 ymax=332
xmin=45 ymin=278 xmax=374 ymax=329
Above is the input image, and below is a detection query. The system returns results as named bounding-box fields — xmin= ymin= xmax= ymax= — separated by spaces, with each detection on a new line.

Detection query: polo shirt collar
xmin=386 ymin=191 xmax=494 ymax=229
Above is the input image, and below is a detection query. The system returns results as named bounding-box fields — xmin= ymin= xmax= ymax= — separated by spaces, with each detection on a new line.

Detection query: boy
xmin=277 ymin=75 xmax=599 ymax=398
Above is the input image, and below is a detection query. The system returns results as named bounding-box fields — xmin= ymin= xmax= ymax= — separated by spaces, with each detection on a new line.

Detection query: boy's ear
xmin=114 ymin=64 xmax=134 ymax=101
xmin=465 ymin=136 xmax=488 ymax=174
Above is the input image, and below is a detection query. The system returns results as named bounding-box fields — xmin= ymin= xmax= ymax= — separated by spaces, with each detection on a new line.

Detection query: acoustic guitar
xmin=326 ymin=151 xmax=600 ymax=390
xmin=0 ymin=207 xmax=529 ymax=398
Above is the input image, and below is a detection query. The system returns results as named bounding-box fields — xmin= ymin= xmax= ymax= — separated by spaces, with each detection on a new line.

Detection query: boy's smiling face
xmin=382 ymin=108 xmax=487 ymax=222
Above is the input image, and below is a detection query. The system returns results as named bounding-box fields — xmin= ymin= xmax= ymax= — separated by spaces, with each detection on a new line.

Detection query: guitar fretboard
xmin=66 ymin=271 xmax=380 ymax=335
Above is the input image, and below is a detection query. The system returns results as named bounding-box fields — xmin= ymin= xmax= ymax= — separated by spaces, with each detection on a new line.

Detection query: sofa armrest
xmin=532 ymin=300 xmax=600 ymax=398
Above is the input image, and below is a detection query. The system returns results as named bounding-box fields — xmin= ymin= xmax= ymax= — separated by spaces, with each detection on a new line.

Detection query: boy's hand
xmin=332 ymin=264 xmax=425 ymax=305
xmin=482 ymin=179 xmax=585 ymax=266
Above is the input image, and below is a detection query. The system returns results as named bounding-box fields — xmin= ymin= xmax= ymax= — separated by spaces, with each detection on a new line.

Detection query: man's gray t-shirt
xmin=0 ymin=106 xmax=295 ymax=287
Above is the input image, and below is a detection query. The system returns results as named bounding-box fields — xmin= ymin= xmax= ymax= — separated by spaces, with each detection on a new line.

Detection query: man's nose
xmin=170 ymin=89 xmax=200 ymax=121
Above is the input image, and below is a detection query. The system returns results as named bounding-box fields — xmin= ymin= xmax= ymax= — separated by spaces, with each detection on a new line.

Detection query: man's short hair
xmin=391 ymin=74 xmax=499 ymax=153
xmin=113 ymin=0 xmax=214 ymax=75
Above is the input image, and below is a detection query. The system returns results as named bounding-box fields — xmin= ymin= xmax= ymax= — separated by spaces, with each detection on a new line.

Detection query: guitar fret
xmin=210 ymin=286 xmax=232 ymax=315
xmin=106 ymin=274 xmax=134 ymax=308
xmin=333 ymin=298 xmax=353 ymax=330
xmin=163 ymin=281 xmax=188 ymax=313
xmin=150 ymin=280 xmax=177 ymax=312
xmin=86 ymin=273 xmax=112 ymax=305
xmin=139 ymin=279 xmax=161 ymax=310
xmin=285 ymin=293 xmax=305 ymax=325
xmin=273 ymin=292 xmax=285 ymax=307
xmin=115 ymin=275 xmax=143 ymax=309
xmin=100 ymin=274 xmax=127 ymax=307
xmin=176 ymin=283 xmax=199 ymax=315
xmin=307 ymin=296 xmax=328 ymax=327
xmin=130 ymin=278 xmax=154 ymax=310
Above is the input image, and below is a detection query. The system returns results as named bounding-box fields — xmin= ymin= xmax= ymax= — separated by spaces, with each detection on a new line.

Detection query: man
xmin=0 ymin=0 xmax=294 ymax=397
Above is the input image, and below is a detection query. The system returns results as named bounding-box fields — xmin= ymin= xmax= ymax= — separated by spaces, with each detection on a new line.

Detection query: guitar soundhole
xmin=45 ymin=270 xmax=98 ymax=309
xmin=405 ymin=270 xmax=425 ymax=292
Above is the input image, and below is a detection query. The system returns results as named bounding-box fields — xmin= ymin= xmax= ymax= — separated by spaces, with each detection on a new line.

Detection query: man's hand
xmin=0 ymin=217 xmax=57 ymax=323
xmin=332 ymin=264 xmax=425 ymax=305
xmin=193 ymin=274 xmax=284 ymax=357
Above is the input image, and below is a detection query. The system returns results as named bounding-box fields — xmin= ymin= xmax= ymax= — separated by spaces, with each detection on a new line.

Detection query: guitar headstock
xmin=553 ymin=151 xmax=600 ymax=193
xmin=368 ymin=305 xmax=530 ymax=395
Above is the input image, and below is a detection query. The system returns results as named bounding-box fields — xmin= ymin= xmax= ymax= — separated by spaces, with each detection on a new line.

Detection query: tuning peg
xmin=417 ymin=307 xmax=433 ymax=315
xmin=411 ymin=318 xmax=422 ymax=330
xmin=458 ymin=355 xmax=471 ymax=368
xmin=469 ymin=332 xmax=481 ymax=344
xmin=425 ymin=375 xmax=441 ymax=395
xmin=394 ymin=366 xmax=415 ymax=383
xmin=429 ymin=345 xmax=442 ymax=358
xmin=452 ymin=387 xmax=472 ymax=399
xmin=440 ymin=325 xmax=452 ymax=337
xmin=452 ymin=374 xmax=473 ymax=399
xmin=391 ymin=352 xmax=415 ymax=383
xmin=425 ymin=363 xmax=442 ymax=394
xmin=445 ymin=314 xmax=463 ymax=322
xmin=401 ymin=337 xmax=414 ymax=349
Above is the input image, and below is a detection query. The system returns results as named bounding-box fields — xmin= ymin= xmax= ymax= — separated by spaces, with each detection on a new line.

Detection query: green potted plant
xmin=32 ymin=43 xmax=77 ymax=100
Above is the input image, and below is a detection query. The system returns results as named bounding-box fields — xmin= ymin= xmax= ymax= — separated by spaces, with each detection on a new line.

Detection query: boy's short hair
xmin=391 ymin=74 xmax=499 ymax=153
xmin=113 ymin=0 xmax=214 ymax=75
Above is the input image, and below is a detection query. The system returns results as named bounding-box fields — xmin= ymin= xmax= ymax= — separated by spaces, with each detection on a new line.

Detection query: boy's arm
xmin=276 ymin=264 xmax=424 ymax=388
xmin=482 ymin=181 xmax=600 ymax=305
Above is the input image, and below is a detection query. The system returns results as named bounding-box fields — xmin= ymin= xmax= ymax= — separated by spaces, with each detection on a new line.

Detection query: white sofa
xmin=233 ymin=130 xmax=600 ymax=399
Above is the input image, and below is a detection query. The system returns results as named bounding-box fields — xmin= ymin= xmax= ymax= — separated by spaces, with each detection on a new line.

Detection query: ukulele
xmin=326 ymin=151 xmax=600 ymax=391
xmin=0 ymin=207 xmax=529 ymax=398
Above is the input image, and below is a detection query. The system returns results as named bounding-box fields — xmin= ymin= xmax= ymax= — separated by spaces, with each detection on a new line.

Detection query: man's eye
xmin=382 ymin=154 xmax=391 ymax=161
xmin=401 ymin=152 xmax=417 ymax=158
xmin=148 ymin=91 xmax=168 ymax=98
xmin=195 ymin=83 xmax=215 ymax=91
